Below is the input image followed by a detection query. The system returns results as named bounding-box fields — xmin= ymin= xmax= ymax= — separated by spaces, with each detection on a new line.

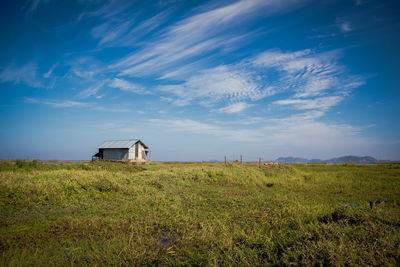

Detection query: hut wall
xmin=103 ymin=148 xmax=129 ymax=160
xmin=128 ymin=143 xmax=146 ymax=160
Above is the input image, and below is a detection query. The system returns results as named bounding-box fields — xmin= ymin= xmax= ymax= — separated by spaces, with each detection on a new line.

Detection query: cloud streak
xmin=0 ymin=62 xmax=42 ymax=88
xmin=150 ymin=118 xmax=264 ymax=142
xmin=25 ymin=98 xmax=90 ymax=108
xmin=215 ymin=102 xmax=253 ymax=114
xmin=158 ymin=65 xmax=274 ymax=106
xmin=155 ymin=48 xmax=363 ymax=112
xmin=25 ymin=0 xmax=50 ymax=14
xmin=249 ymin=49 xmax=364 ymax=111
xmin=149 ymin=115 xmax=373 ymax=156
xmin=25 ymin=98 xmax=131 ymax=112
xmin=77 ymin=81 xmax=107 ymax=99
xmin=274 ymin=96 xmax=343 ymax=110
xmin=106 ymin=0 xmax=309 ymax=78
xmin=109 ymin=78 xmax=150 ymax=94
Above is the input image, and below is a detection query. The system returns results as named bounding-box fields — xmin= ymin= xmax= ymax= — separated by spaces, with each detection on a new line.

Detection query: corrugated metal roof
xmin=97 ymin=139 xmax=139 ymax=149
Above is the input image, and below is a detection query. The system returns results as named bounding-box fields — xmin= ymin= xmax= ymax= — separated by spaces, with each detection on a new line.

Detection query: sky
xmin=0 ymin=0 xmax=399 ymax=161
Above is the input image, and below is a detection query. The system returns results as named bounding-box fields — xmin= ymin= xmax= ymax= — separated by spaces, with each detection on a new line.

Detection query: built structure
xmin=93 ymin=139 xmax=149 ymax=161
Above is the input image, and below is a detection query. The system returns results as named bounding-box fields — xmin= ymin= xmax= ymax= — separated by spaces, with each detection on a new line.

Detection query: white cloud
xmin=116 ymin=9 xmax=172 ymax=47
xmin=0 ymin=62 xmax=42 ymax=88
xmin=149 ymin=115 xmax=373 ymax=155
xmin=215 ymin=102 xmax=253 ymax=114
xmin=86 ymin=0 xmax=134 ymax=19
xmin=156 ymin=48 xmax=363 ymax=111
xmin=67 ymin=56 xmax=105 ymax=81
xmin=77 ymin=81 xmax=106 ymax=98
xmin=92 ymin=19 xmax=135 ymax=46
xmin=109 ymin=78 xmax=150 ymax=94
xmin=108 ymin=0 xmax=309 ymax=77
xmin=260 ymin=111 xmax=375 ymax=157
xmin=48 ymin=101 xmax=89 ymax=108
xmin=157 ymin=59 xmax=209 ymax=80
xmin=92 ymin=106 xmax=131 ymax=112
xmin=340 ymin=22 xmax=352 ymax=32
xmin=265 ymin=118 xmax=369 ymax=151
xmin=72 ymin=69 xmax=96 ymax=79
xmin=25 ymin=98 xmax=90 ymax=108
xmin=252 ymin=49 xmax=311 ymax=68
xmin=117 ymin=36 xmax=244 ymax=77
xmin=90 ymin=5 xmax=171 ymax=47
xmin=150 ymin=118 xmax=263 ymax=142
xmin=43 ymin=63 xmax=58 ymax=78
xmin=158 ymin=65 xmax=274 ymax=106
xmin=25 ymin=97 xmax=131 ymax=112
xmin=25 ymin=0 xmax=50 ymax=13
xmin=249 ymin=49 xmax=364 ymax=112
xmin=274 ymin=96 xmax=343 ymax=110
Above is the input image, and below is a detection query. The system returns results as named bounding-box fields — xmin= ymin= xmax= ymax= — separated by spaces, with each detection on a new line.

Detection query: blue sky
xmin=0 ymin=0 xmax=399 ymax=161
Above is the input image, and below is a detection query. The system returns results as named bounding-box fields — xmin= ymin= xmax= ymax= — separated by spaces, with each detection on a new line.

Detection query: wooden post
xmin=224 ymin=156 xmax=227 ymax=166
xmin=258 ymin=157 xmax=261 ymax=168
xmin=240 ymin=155 xmax=242 ymax=164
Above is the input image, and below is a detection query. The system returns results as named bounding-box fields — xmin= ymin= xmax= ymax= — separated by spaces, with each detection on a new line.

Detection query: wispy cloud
xmin=158 ymin=65 xmax=274 ymax=106
xmin=149 ymin=115 xmax=372 ymax=155
xmin=25 ymin=0 xmax=50 ymax=14
xmin=251 ymin=49 xmax=345 ymax=99
xmin=274 ymin=96 xmax=343 ymax=110
xmin=215 ymin=102 xmax=253 ymax=114
xmin=150 ymin=118 xmax=263 ymax=142
xmin=156 ymin=48 xmax=363 ymax=111
xmin=92 ymin=8 xmax=172 ymax=47
xmin=249 ymin=48 xmax=364 ymax=111
xmin=43 ymin=63 xmax=58 ymax=78
xmin=25 ymin=98 xmax=90 ymax=108
xmin=262 ymin=111 xmax=374 ymax=155
xmin=108 ymin=0 xmax=309 ymax=78
xmin=67 ymin=56 xmax=105 ymax=80
xmin=116 ymin=34 xmax=249 ymax=77
xmin=25 ymin=97 xmax=131 ymax=112
xmin=109 ymin=78 xmax=150 ymax=94
xmin=77 ymin=81 xmax=107 ymax=99
xmin=91 ymin=18 xmax=137 ymax=46
xmin=0 ymin=62 xmax=42 ymax=88
xmin=86 ymin=0 xmax=134 ymax=19
xmin=92 ymin=106 xmax=131 ymax=112
xmin=157 ymin=59 xmax=211 ymax=80
xmin=340 ymin=22 xmax=352 ymax=32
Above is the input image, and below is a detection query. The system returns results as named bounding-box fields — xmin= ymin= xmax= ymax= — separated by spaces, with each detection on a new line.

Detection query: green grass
xmin=0 ymin=160 xmax=399 ymax=265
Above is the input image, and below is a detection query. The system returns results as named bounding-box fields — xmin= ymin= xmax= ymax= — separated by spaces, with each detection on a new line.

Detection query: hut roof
xmin=97 ymin=139 xmax=148 ymax=149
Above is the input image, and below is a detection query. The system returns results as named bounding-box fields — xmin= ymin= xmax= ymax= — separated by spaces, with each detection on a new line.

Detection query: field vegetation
xmin=0 ymin=160 xmax=399 ymax=265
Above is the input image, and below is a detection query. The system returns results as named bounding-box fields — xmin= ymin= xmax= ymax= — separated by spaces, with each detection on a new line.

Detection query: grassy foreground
xmin=0 ymin=160 xmax=399 ymax=266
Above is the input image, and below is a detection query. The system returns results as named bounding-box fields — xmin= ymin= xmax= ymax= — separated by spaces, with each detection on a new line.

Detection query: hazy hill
xmin=276 ymin=157 xmax=308 ymax=163
xmin=328 ymin=155 xmax=377 ymax=162
xmin=275 ymin=155 xmax=378 ymax=163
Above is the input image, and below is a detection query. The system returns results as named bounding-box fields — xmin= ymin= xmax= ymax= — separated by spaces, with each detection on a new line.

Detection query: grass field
xmin=0 ymin=160 xmax=399 ymax=266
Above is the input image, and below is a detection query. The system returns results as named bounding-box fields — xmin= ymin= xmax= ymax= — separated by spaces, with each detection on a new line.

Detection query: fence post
xmin=240 ymin=155 xmax=242 ymax=164
xmin=258 ymin=157 xmax=261 ymax=168
xmin=224 ymin=156 xmax=227 ymax=166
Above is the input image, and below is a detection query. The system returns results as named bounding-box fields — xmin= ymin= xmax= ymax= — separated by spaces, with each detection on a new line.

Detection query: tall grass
xmin=0 ymin=161 xmax=399 ymax=265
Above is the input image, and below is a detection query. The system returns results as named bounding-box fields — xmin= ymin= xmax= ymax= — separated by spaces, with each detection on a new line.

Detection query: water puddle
xmin=157 ymin=233 xmax=176 ymax=248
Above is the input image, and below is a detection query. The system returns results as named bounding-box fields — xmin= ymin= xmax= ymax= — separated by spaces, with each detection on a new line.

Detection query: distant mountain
xmin=308 ymin=159 xmax=323 ymax=162
xmin=276 ymin=157 xmax=308 ymax=163
xmin=275 ymin=155 xmax=378 ymax=163
xmin=327 ymin=155 xmax=377 ymax=162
